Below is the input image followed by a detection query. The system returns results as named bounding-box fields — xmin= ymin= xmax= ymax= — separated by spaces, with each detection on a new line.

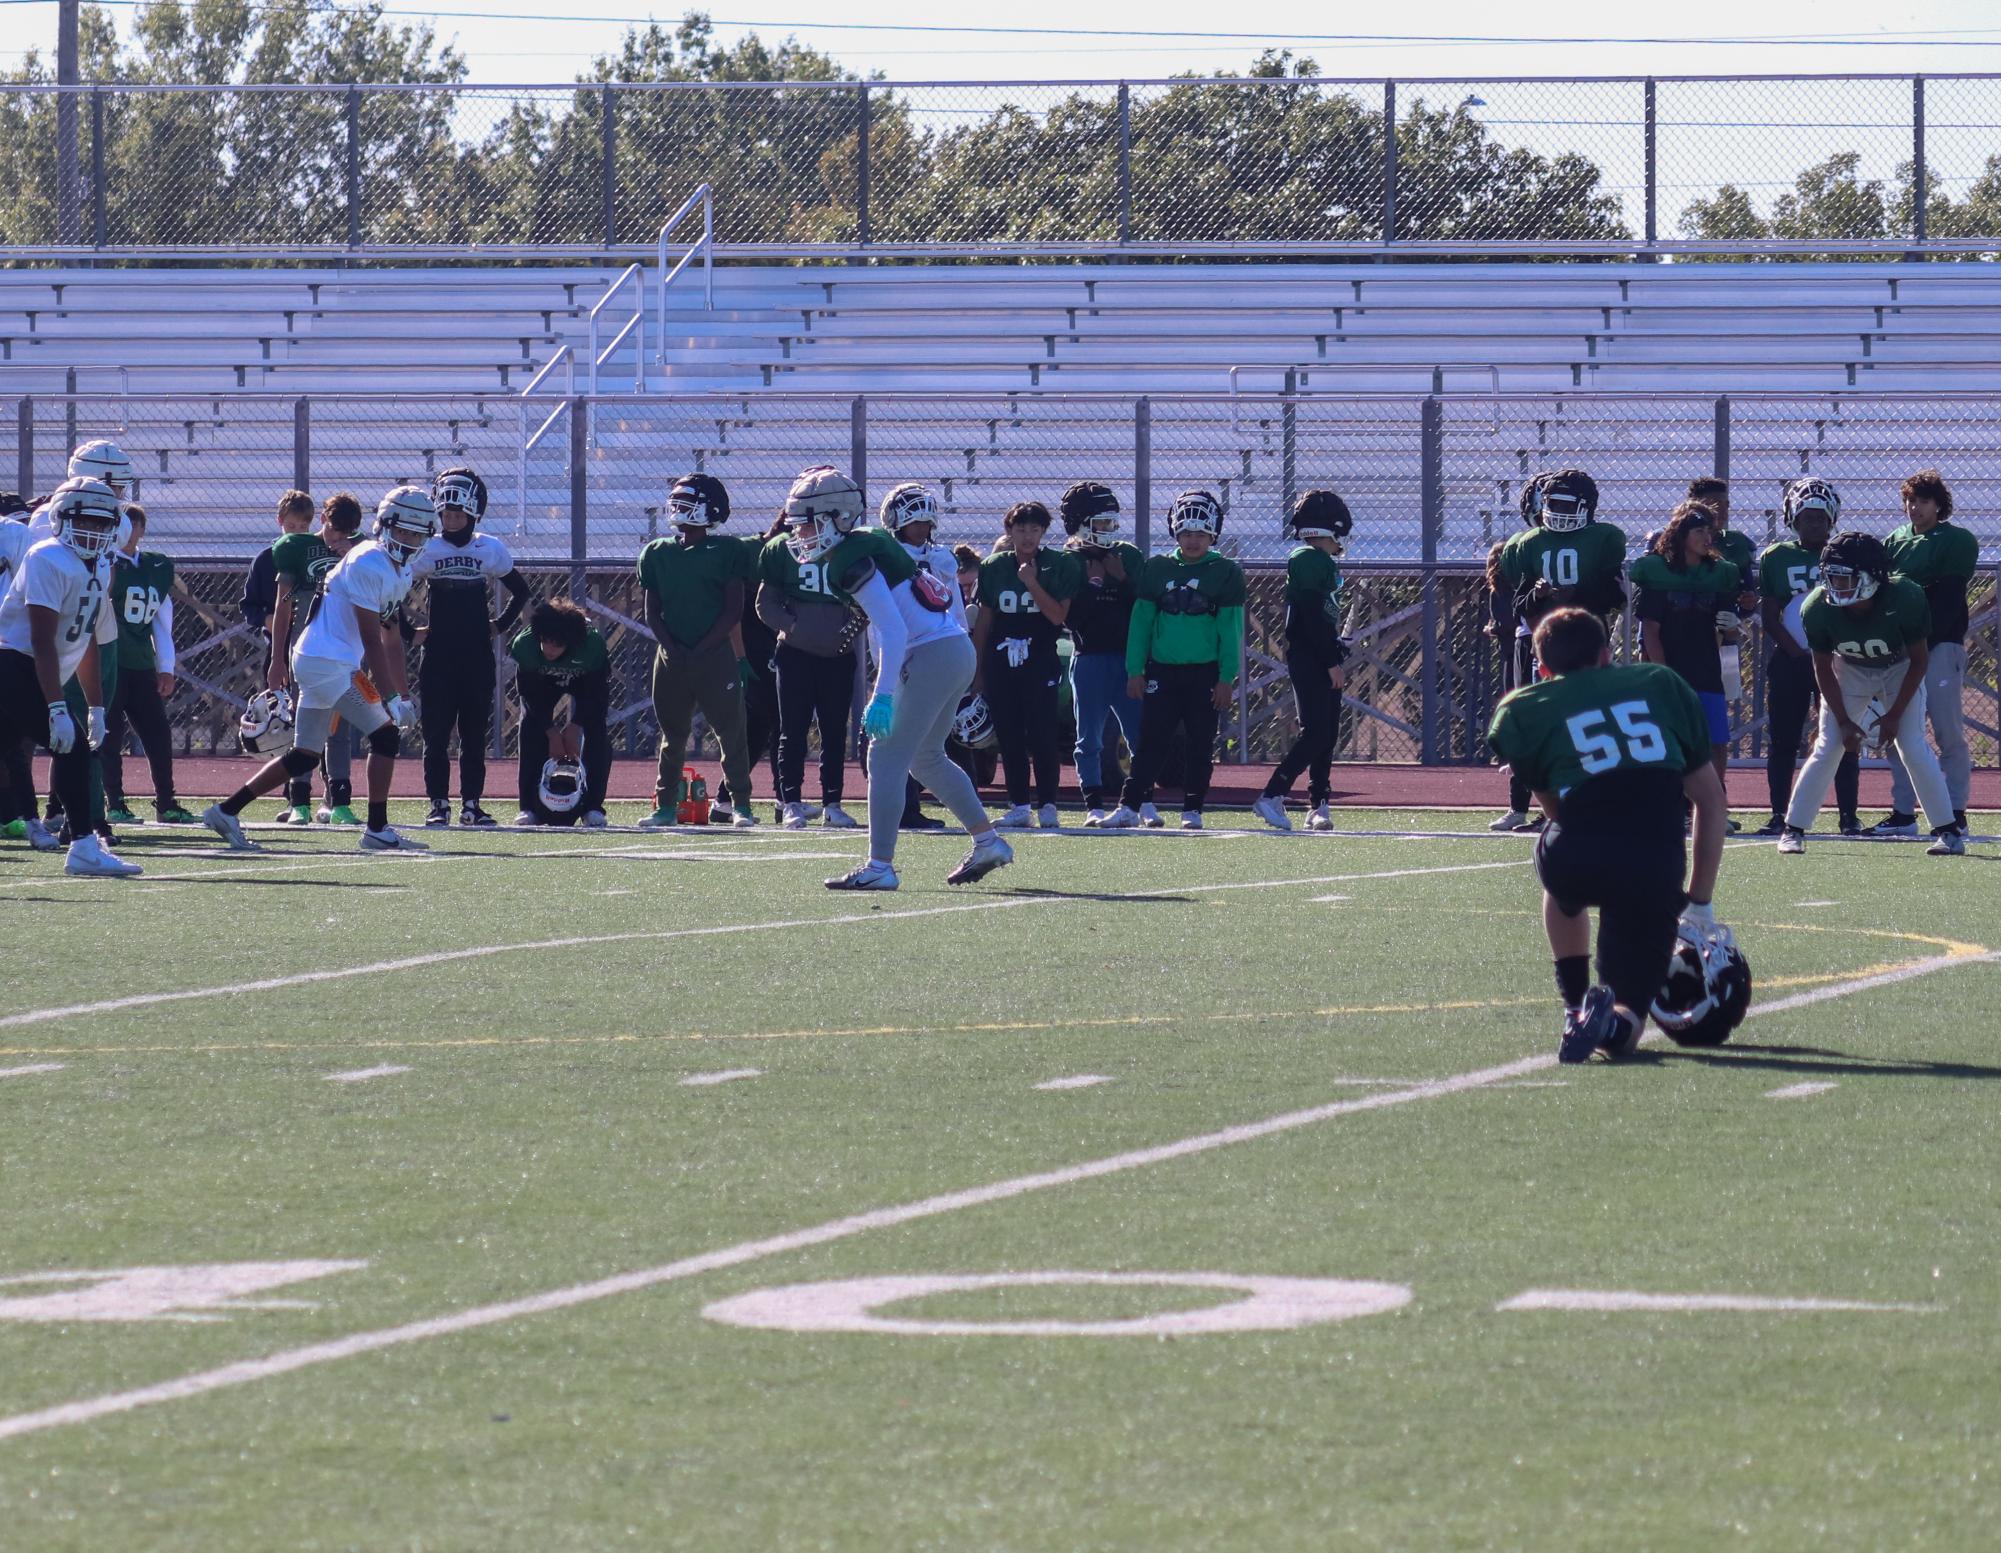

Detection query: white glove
xmin=1683 ymin=899 xmax=1717 ymax=929
xmin=387 ymin=695 xmax=417 ymax=732
xmin=1003 ymin=637 xmax=1031 ymax=669
xmin=46 ymin=702 xmax=77 ymax=754
xmin=87 ymin=705 xmax=109 ymax=750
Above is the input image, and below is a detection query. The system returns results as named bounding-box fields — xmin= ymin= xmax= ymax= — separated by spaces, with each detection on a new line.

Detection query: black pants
xmin=1122 ymin=660 xmax=1221 ymax=813
xmin=421 ymin=653 xmax=495 ymax=806
xmin=986 ymin=642 xmax=1064 ymax=808
xmin=1536 ymin=819 xmax=1686 ymax=1018
xmin=774 ymin=644 xmax=855 ymax=806
xmin=1766 ymin=648 xmax=1860 ymax=818
xmin=518 ymin=673 xmax=612 ymax=824
xmin=1506 ymin=635 xmax=1535 ymax=813
xmin=0 ymin=730 xmax=35 ymax=823
xmin=0 ymin=650 xmax=89 ymax=833
xmin=103 ymin=665 xmax=179 ymax=811
xmin=721 ymin=657 xmax=782 ymax=812
xmin=1266 ymin=652 xmax=1341 ymax=807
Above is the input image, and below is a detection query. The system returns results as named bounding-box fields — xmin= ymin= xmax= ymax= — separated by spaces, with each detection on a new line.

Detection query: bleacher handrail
xmin=656 ymin=184 xmax=715 ymax=350
xmin=517 ymin=343 xmax=575 ymax=531
xmin=588 ymin=263 xmax=645 ymax=398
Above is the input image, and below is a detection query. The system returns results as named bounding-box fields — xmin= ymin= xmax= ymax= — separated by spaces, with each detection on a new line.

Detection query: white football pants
xmin=1785 ymin=658 xmax=1955 ymax=833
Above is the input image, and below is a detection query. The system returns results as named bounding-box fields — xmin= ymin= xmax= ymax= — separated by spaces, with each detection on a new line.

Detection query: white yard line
xmin=1034 ymin=1074 xmax=1115 ymax=1091
xmin=1498 ymin=1290 xmax=1931 ymax=1314
xmin=0 ymin=940 xmax=1988 ymax=1446
xmin=0 ymin=1063 xmax=65 ymax=1079
xmin=1766 ymin=1081 xmax=1838 ymax=1100
xmin=323 ymin=1065 xmax=410 ymax=1084
xmin=678 ymin=1069 xmax=761 ymax=1088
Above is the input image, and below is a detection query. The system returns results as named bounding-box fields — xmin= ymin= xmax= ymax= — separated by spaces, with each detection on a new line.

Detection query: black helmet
xmin=1059 ymin=481 xmax=1121 ymax=539
xmin=668 ymin=472 xmax=731 ymax=528
xmin=1288 ymin=489 xmax=1352 ymax=541
xmin=432 ymin=467 xmax=489 ymax=522
xmin=1652 ymin=923 xmax=1753 ymax=1047
xmin=1539 ymin=469 xmax=1599 ymax=532
xmin=1818 ymin=530 xmax=1889 ymax=606
xmin=1517 ymin=472 xmax=1552 ymax=529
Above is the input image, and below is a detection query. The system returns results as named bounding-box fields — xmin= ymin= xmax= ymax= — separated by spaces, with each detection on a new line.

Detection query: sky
xmin=7 ymin=0 xmax=2001 ymax=80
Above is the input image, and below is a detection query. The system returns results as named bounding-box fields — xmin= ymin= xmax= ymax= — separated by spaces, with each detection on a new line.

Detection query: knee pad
xmin=280 ymin=747 xmax=323 ymax=777
xmin=367 ymin=724 xmax=402 ymax=758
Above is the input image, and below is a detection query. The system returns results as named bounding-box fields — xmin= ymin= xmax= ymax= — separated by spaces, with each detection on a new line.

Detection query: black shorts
xmin=1536 ymin=819 xmax=1687 ymax=1016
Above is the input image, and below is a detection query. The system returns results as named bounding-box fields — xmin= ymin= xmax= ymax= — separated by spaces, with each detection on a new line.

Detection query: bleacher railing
xmin=6 ymin=75 xmax=2001 ymax=259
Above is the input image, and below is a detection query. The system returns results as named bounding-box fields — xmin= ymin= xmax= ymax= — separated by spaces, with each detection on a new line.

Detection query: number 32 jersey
xmin=0 ymin=536 xmax=108 ymax=683
xmin=1487 ymin=661 xmax=1711 ymax=806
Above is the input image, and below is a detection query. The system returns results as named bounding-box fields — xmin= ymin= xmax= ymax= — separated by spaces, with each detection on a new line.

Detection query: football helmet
xmin=1288 ymin=489 xmax=1352 ymax=546
xmin=239 ymin=687 xmax=296 ymax=757
xmin=667 ymin=472 xmax=730 ymax=529
xmin=1059 ymin=481 xmax=1122 ymax=541
xmin=1818 ymin=530 xmax=1888 ymax=607
xmin=784 ymin=465 xmax=865 ymax=561
xmin=432 ymin=466 xmax=489 ymax=522
xmin=1782 ymin=476 xmax=1841 ymax=531
xmin=47 ymin=477 xmax=122 ymax=560
xmin=1517 ymin=471 xmax=1553 ymax=529
xmin=539 ymin=754 xmax=586 ymax=813
xmin=1539 ymin=469 xmax=1598 ymax=532
xmin=1651 ymin=915 xmax=1752 ymax=1047
xmin=68 ymin=438 xmax=134 ymax=495
xmin=374 ymin=485 xmax=439 ymax=565
xmin=952 ymin=693 xmax=997 ymax=750
xmin=879 ymin=481 xmax=940 ymax=539
xmin=1168 ymin=489 xmax=1225 ymax=539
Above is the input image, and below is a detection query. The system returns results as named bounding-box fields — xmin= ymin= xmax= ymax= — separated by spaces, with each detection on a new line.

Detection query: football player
xmin=970 ymin=500 xmax=1083 ymax=828
xmin=1489 ymin=469 xmax=1628 ymax=831
xmin=1876 ymin=469 xmax=1979 ymax=837
xmin=879 ymin=482 xmax=957 ymax=831
xmin=204 ymin=486 xmax=437 ymax=854
xmin=1630 ymin=501 xmax=1741 ymax=794
xmin=756 ymin=498 xmax=863 ymax=830
xmin=0 ymin=494 xmax=49 ymax=847
xmin=1487 ymin=606 xmax=1728 ymax=1063
xmin=780 ymin=465 xmax=1012 ymax=890
xmin=1685 ymin=477 xmax=1758 ymax=601
xmin=510 ymin=597 xmax=611 ymax=827
xmin=1100 ymin=490 xmax=1247 ymax=831
xmin=100 ymin=504 xmax=197 ymax=826
xmin=636 ymin=474 xmax=758 ymax=829
xmin=1755 ymin=478 xmax=1859 ymax=836
xmin=1779 ymin=531 xmax=1965 ymax=856
xmin=0 ymin=478 xmax=140 ymax=876
xmin=410 ymin=467 xmax=529 ymax=827
xmin=1255 ymin=489 xmax=1351 ymax=833
xmin=267 ymin=492 xmax=366 ymax=825
xmin=1058 ymin=481 xmax=1147 ymax=826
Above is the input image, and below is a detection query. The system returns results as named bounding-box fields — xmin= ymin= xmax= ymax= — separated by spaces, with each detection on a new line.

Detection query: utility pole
xmin=57 ymin=0 xmax=82 ymax=245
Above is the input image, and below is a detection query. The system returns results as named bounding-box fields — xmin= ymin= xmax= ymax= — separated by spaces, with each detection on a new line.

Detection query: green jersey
xmin=759 ymin=532 xmax=844 ymax=606
xmin=1801 ymin=575 xmax=1932 ymax=666
xmin=1757 ymin=541 xmax=1821 ymax=602
xmin=1629 ymin=553 xmax=1741 ymax=693
xmin=1498 ymin=522 xmax=1628 ymax=606
xmin=509 ymin=626 xmax=609 ymax=685
xmin=1283 ymin=544 xmax=1344 ymax=663
xmin=1126 ymin=550 xmax=1248 ymax=678
xmin=636 ymin=533 xmax=756 ymax=649
xmin=111 ymin=551 xmax=175 ymax=671
xmin=1884 ymin=520 xmax=1980 ymax=645
xmin=976 ymin=545 xmax=1085 ymax=652
xmin=270 ymin=530 xmax=339 ymax=653
xmin=1713 ymin=529 xmax=1757 ymax=593
xmin=821 ymin=527 xmax=917 ymax=604
xmin=1487 ymin=661 xmax=1711 ymax=810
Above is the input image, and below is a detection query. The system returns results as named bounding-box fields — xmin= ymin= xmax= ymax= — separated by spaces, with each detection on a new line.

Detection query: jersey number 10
xmin=1565 ymin=700 xmax=1667 ymax=774
xmin=1539 ymin=549 xmax=1581 ymax=587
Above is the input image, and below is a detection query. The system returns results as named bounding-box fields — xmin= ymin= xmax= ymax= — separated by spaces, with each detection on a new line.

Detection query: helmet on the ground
xmin=1288 ymin=489 xmax=1352 ymax=546
xmin=784 ymin=466 xmax=865 ymax=561
xmin=432 ymin=467 xmax=489 ymax=522
xmin=1059 ymin=481 xmax=1122 ymax=541
xmin=1539 ymin=469 xmax=1598 ymax=532
xmin=1818 ymin=530 xmax=1889 ymax=607
xmin=239 ymin=687 xmax=296 ymax=757
xmin=68 ymin=439 xmax=134 ymax=495
xmin=374 ymin=485 xmax=438 ymax=565
xmin=47 ymin=477 xmax=122 ymax=561
xmin=539 ymin=755 xmax=586 ymax=813
xmin=1782 ymin=476 xmax=1841 ymax=531
xmin=1168 ymin=489 xmax=1224 ymax=539
xmin=667 ymin=472 xmax=730 ymax=529
xmin=952 ymin=693 xmax=997 ymax=750
xmin=879 ymin=482 xmax=939 ymax=539
xmin=1652 ymin=916 xmax=1752 ymax=1047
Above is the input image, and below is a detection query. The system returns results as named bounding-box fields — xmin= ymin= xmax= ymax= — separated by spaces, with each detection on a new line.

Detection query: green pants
xmin=58 ymin=637 xmax=118 ymax=828
xmin=651 ymin=640 xmax=753 ymax=809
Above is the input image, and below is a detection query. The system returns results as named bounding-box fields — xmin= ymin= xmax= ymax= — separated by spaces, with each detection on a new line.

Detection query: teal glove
xmin=862 ymin=692 xmax=894 ymax=739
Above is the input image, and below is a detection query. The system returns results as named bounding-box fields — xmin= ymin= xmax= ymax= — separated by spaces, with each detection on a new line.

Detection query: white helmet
xmin=784 ymin=465 xmax=865 ymax=562
xmin=48 ymin=477 xmax=122 ymax=561
xmin=374 ymin=485 xmax=439 ymax=565
xmin=951 ymin=693 xmax=997 ymax=750
xmin=879 ymin=481 xmax=939 ymax=540
xmin=239 ymin=687 xmax=295 ymax=757
xmin=539 ymin=754 xmax=586 ymax=814
xmin=68 ymin=439 xmax=134 ymax=495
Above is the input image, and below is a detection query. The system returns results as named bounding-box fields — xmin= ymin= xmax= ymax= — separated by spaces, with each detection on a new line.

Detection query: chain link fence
xmin=10 ymin=76 xmax=2001 ymax=257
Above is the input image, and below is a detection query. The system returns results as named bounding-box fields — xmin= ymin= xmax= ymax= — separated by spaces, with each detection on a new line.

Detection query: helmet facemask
xmin=1821 ymin=562 xmax=1879 ymax=607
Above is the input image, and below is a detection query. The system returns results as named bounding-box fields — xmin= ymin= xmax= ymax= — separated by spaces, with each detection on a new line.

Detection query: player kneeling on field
xmin=512 ymin=597 xmax=611 ymax=827
xmin=1487 ymin=607 xmax=1729 ymax=1063
xmin=205 ymin=486 xmax=437 ymax=854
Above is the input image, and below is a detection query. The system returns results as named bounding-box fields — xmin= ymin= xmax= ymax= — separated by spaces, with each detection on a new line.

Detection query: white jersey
xmin=409 ymin=531 xmax=514 ymax=587
xmin=901 ymin=538 xmax=968 ymax=630
xmin=293 ymin=540 xmax=413 ymax=670
xmin=0 ymin=519 xmax=31 ymax=591
xmin=0 ymin=536 xmax=108 ymax=683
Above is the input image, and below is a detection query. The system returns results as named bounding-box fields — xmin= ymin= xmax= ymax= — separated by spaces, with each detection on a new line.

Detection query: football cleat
xmin=1139 ymin=802 xmax=1164 ymax=828
xmin=637 ymin=806 xmax=676 ymax=829
xmin=1599 ymin=1008 xmax=1644 ymax=1060
xmin=156 ymin=805 xmax=198 ymax=825
xmin=1180 ymin=811 xmax=1204 ymax=830
xmin=64 ymin=835 xmax=142 ymax=878
xmin=1252 ymin=795 xmax=1293 ymax=832
xmin=202 ymin=804 xmax=261 ymax=852
xmin=425 ymin=800 xmax=452 ymax=827
xmin=1777 ymin=826 xmax=1806 ymax=855
xmin=824 ymin=860 xmax=900 ymax=891
xmin=781 ymin=802 xmax=811 ymax=829
xmin=582 ymin=809 xmax=607 ymax=828
xmin=105 ymin=805 xmax=140 ymax=826
xmin=822 ymin=803 xmax=859 ymax=829
xmin=1866 ymin=812 xmax=1918 ymax=837
xmin=1098 ymin=805 xmax=1139 ymax=829
xmin=1560 ymin=985 xmax=1620 ymax=1064
xmin=1037 ymin=804 xmax=1061 ymax=829
xmin=901 ymin=812 xmax=946 ymax=832
xmin=23 ymin=818 xmax=60 ymax=852
xmin=1489 ymin=810 xmax=1534 ymax=832
xmin=946 ymin=834 xmax=1014 ymax=886
xmin=1308 ymin=804 xmax=1335 ymax=832
xmin=321 ymin=804 xmax=362 ymax=827
xmin=276 ymin=803 xmax=311 ymax=825
xmin=360 ymin=826 xmax=428 ymax=852
xmin=461 ymin=805 xmax=497 ymax=828
xmin=1839 ymin=813 xmax=1863 ymax=836
xmin=1927 ymin=826 xmax=1967 ymax=857
xmin=995 ymin=804 xmax=1033 ymax=829
xmin=1653 ymin=916 xmax=1753 ymax=1047
xmin=1751 ymin=814 xmax=1787 ymax=837
xmin=1084 ymin=808 xmax=1108 ymax=828
xmin=731 ymin=808 xmax=759 ymax=829
xmin=514 ymin=810 xmax=542 ymax=827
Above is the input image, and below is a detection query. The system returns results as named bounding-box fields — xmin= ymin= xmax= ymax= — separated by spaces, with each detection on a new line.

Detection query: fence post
xmin=1381 ymin=81 xmax=1398 ymax=245
xmin=1420 ymin=394 xmax=1443 ymax=763
xmin=1133 ymin=396 xmax=1151 ymax=552
xmin=856 ymin=84 xmax=871 ymax=248
xmin=1117 ymin=83 xmax=1133 ymax=244
xmin=90 ymin=87 xmax=106 ymax=251
xmin=64 ymin=368 xmax=76 ymax=457
xmin=601 ymin=86 xmax=618 ymax=252
xmin=293 ymin=396 xmax=310 ymax=491
xmin=56 ymin=5 xmax=81 ymax=247
xmin=850 ymin=396 xmax=867 ymax=493
xmin=569 ymin=396 xmax=588 ymax=596
xmin=1280 ymin=369 xmax=1298 ymax=519
xmin=1713 ymin=394 xmax=1731 ymax=480
xmin=1642 ymin=78 xmax=1658 ymax=259
xmin=1911 ymin=76 xmax=1928 ymax=250
xmin=345 ymin=85 xmax=362 ymax=249
xmin=15 ymin=397 xmax=31 ymax=496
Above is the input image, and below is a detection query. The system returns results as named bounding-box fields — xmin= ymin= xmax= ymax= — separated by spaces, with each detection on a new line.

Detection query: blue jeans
xmin=1070 ymin=650 xmax=1143 ymax=801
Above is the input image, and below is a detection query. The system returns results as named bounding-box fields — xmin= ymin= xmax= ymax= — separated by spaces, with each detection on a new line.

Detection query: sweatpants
xmin=865 ymin=633 xmax=989 ymax=864
xmin=986 ymin=641 xmax=1064 ymax=808
xmin=1765 ymin=647 xmax=1858 ymax=819
xmin=1786 ymin=659 xmax=1955 ymax=833
xmin=1070 ymin=649 xmax=1143 ymax=806
xmin=1506 ymin=634 xmax=1535 ymax=813
xmin=774 ymin=643 xmax=856 ymax=806
xmin=0 ymin=650 xmax=89 ymax=833
xmin=651 ymin=639 xmax=752 ymax=809
xmin=1121 ymin=660 xmax=1221 ymax=813
xmin=518 ymin=673 xmax=612 ymax=822
xmin=1890 ymin=641 xmax=1971 ymax=816
xmin=421 ymin=648 xmax=496 ymax=806
xmin=284 ymin=707 xmax=355 ymax=808
xmin=1265 ymin=652 xmax=1342 ymax=808
xmin=102 ymin=664 xmax=180 ymax=811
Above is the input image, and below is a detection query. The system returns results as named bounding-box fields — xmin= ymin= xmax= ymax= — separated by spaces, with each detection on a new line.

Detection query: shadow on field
xmin=996 ymin=885 xmax=1194 ymax=904
xmin=1640 ymin=1043 xmax=2001 ymax=1083
xmin=158 ymin=876 xmax=411 ymax=890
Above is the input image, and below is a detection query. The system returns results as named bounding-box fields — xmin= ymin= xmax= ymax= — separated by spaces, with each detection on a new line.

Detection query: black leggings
xmin=420 ymin=660 xmax=495 ymax=805
xmin=103 ymin=665 xmax=178 ymax=811
xmin=1537 ymin=822 xmax=1686 ymax=1018
xmin=0 ymin=651 xmax=89 ymax=832
xmin=518 ymin=673 xmax=612 ymax=823
xmin=774 ymin=644 xmax=856 ymax=806
xmin=1766 ymin=648 xmax=1860 ymax=818
xmin=985 ymin=644 xmax=1064 ymax=808
xmin=1267 ymin=652 xmax=1341 ymax=807
xmin=1122 ymin=660 xmax=1221 ymax=813
xmin=721 ymin=656 xmax=781 ymax=812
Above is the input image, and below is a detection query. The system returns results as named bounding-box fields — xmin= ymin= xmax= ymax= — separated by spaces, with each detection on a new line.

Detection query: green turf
xmin=1 ymin=808 xmax=1997 ymax=1550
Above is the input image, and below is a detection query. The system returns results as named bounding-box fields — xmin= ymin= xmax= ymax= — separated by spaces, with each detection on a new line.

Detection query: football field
xmin=2 ymin=809 xmax=1998 ymax=1551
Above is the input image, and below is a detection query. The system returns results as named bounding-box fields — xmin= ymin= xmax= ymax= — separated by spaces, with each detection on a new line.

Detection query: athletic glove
xmin=862 ymin=692 xmax=894 ymax=739
xmin=387 ymin=695 xmax=417 ymax=733
xmin=87 ymin=705 xmax=108 ymax=750
xmin=46 ymin=702 xmax=76 ymax=755
xmin=1683 ymin=899 xmax=1717 ymax=928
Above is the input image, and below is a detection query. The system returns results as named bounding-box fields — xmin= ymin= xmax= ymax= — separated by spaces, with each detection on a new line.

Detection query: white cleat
xmin=23 ymin=817 xmax=62 ymax=852
xmin=202 ymin=803 xmax=261 ymax=852
xmin=514 ymin=810 xmax=542 ymax=827
xmin=64 ymin=835 xmax=142 ymax=877
xmin=1927 ymin=827 xmax=1967 ymax=857
xmin=1252 ymin=794 xmax=1293 ymax=832
xmin=821 ymin=803 xmax=859 ymax=829
xmin=360 ymin=825 xmax=429 ymax=852
xmin=780 ymin=801 xmax=811 ymax=829
xmin=1037 ymin=803 xmax=1061 ymax=829
xmin=1777 ymin=826 xmax=1806 ymax=856
xmin=1138 ymin=802 xmax=1164 ymax=828
xmin=824 ymin=859 xmax=899 ymax=891
xmin=946 ymin=833 xmax=1014 ymax=886
xmin=1307 ymin=804 xmax=1335 ymax=832
xmin=995 ymin=804 xmax=1034 ymax=829
xmin=730 ymin=807 xmax=760 ymax=829
xmin=1084 ymin=807 xmax=1108 ymax=828
xmin=1097 ymin=804 xmax=1140 ymax=829
xmin=1180 ymin=810 xmax=1204 ymax=831
xmin=581 ymin=809 xmax=607 ymax=828
xmin=1489 ymin=810 xmax=1533 ymax=832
